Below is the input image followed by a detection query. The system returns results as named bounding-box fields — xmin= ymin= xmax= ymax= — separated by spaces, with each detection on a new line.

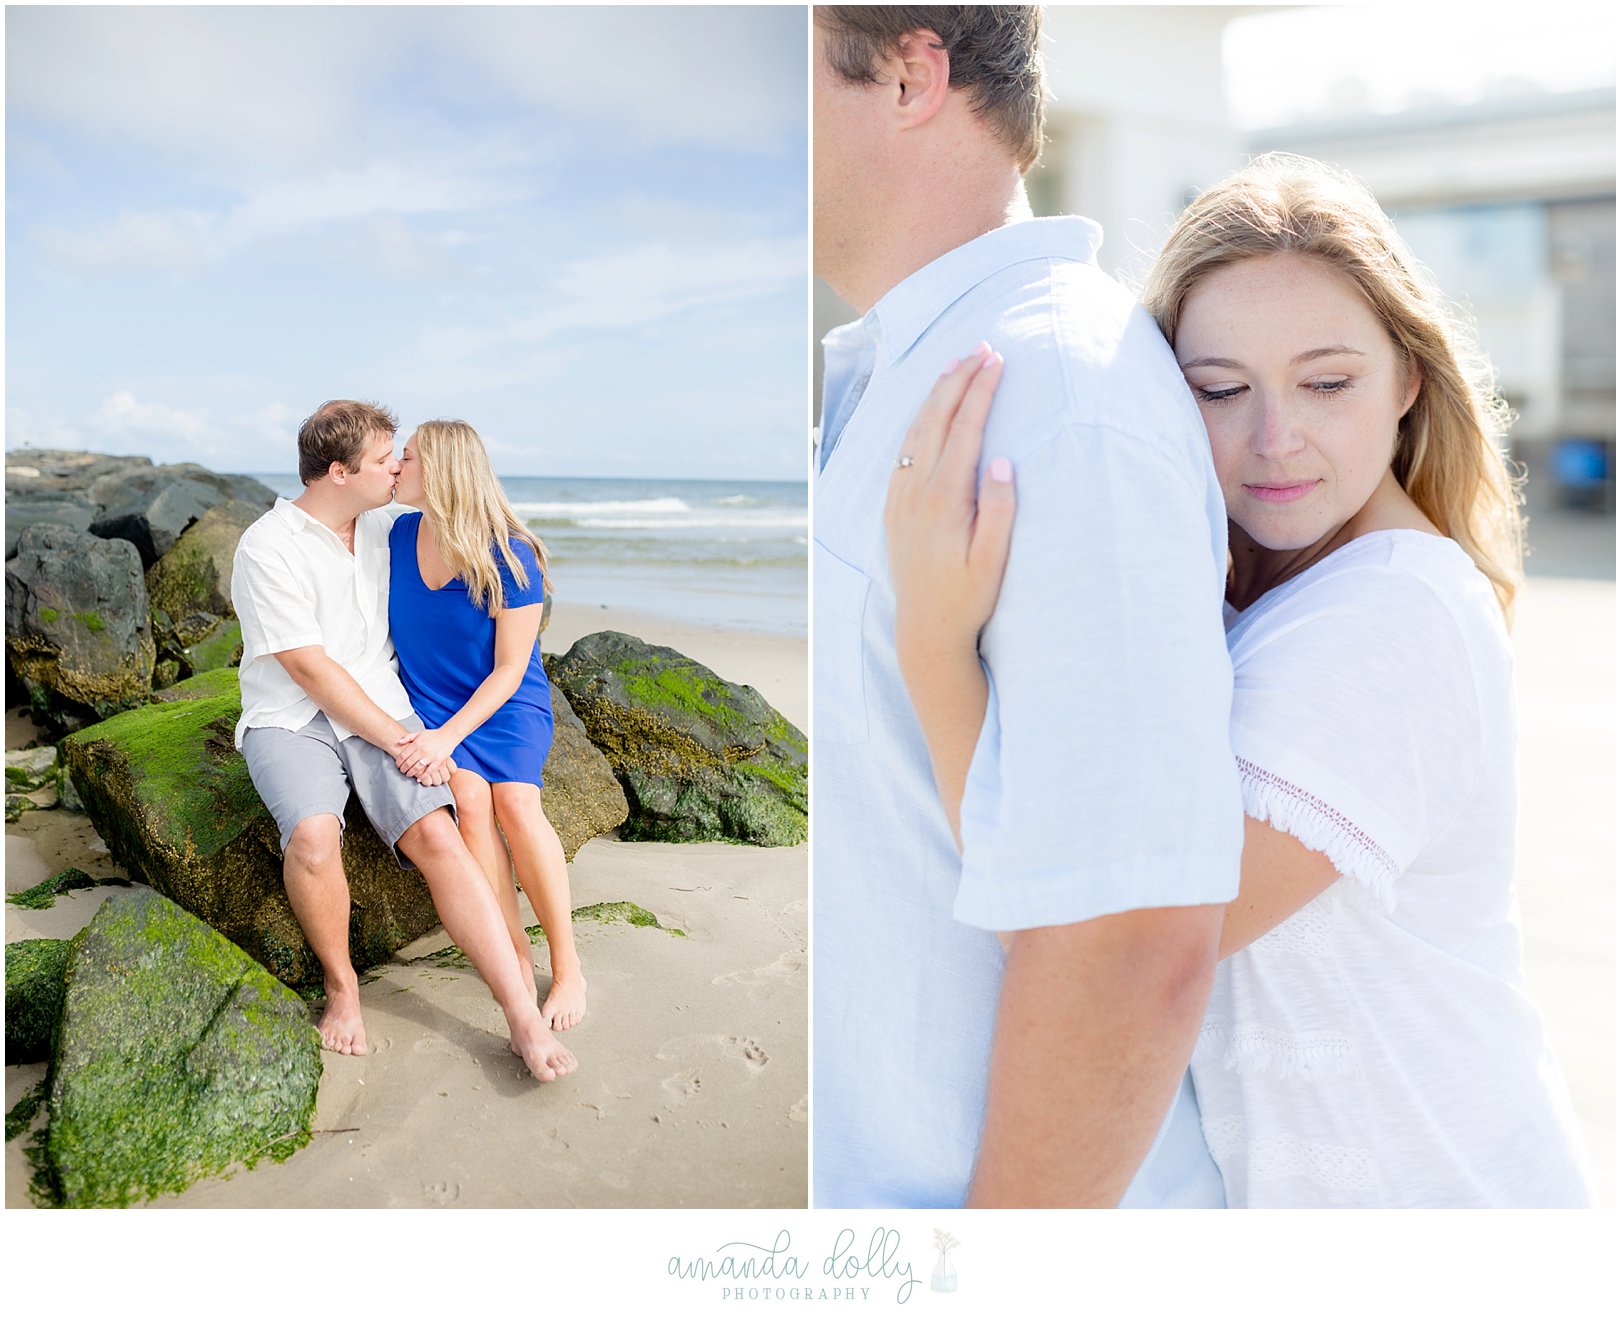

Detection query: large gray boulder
xmin=547 ymin=631 xmax=807 ymax=847
xmin=5 ymin=448 xmax=276 ymax=569
xmin=56 ymin=668 xmax=440 ymax=987
xmin=5 ymin=523 xmax=155 ymax=725
xmin=36 ymin=889 xmax=320 ymax=1208
xmin=89 ymin=464 xmax=276 ymax=569
xmin=4 ymin=492 xmax=96 ymax=559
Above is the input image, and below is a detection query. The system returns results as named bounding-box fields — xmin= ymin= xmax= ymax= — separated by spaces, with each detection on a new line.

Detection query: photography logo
xmin=931 ymin=1230 xmax=958 ymax=1294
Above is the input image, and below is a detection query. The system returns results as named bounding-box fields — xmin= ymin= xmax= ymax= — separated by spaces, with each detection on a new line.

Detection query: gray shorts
xmin=241 ymin=712 xmax=455 ymax=869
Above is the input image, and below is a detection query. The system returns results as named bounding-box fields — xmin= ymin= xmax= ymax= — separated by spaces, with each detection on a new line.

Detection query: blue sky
xmin=5 ymin=5 xmax=808 ymax=481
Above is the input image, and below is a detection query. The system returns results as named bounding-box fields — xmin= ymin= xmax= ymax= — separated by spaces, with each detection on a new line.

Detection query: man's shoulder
xmin=961 ymin=262 xmax=1204 ymax=457
xmin=235 ymin=502 xmax=296 ymax=558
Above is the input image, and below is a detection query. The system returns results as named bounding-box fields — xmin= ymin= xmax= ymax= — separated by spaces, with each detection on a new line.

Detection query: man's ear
xmin=328 ymin=461 xmax=350 ymax=486
xmin=887 ymin=29 xmax=950 ymax=127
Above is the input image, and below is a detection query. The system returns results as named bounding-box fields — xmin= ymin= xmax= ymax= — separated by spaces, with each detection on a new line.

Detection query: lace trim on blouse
xmin=1196 ymin=1019 xmax=1361 ymax=1079
xmin=1203 ymin=1115 xmax=1378 ymax=1194
xmin=1236 ymin=756 xmax=1402 ymax=911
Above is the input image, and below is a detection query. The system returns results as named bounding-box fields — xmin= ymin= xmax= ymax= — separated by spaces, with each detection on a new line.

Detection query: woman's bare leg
xmin=451 ymin=768 xmax=536 ymax=1001
xmin=493 ymin=782 xmax=586 ymax=1029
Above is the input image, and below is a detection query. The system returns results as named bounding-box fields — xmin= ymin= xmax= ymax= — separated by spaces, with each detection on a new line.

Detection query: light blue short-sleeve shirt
xmin=813 ymin=217 xmax=1243 ymax=1209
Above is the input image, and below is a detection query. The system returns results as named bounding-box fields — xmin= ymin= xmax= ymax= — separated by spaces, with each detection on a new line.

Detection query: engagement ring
xmin=895 ymin=455 xmax=916 ymax=469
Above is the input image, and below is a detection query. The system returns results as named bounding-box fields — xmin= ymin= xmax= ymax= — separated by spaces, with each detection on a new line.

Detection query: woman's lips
xmin=1244 ymin=480 xmax=1320 ymax=503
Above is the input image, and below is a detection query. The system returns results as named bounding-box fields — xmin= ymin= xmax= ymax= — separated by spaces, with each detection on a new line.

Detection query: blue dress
xmin=387 ymin=511 xmax=554 ymax=785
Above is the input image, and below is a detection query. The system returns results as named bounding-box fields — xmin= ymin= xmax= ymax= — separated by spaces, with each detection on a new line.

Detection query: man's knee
xmin=399 ymin=805 xmax=459 ymax=859
xmin=286 ymin=814 xmax=343 ymax=873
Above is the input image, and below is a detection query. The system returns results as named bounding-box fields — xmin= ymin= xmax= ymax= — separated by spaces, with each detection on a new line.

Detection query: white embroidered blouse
xmin=1191 ymin=530 xmax=1591 ymax=1207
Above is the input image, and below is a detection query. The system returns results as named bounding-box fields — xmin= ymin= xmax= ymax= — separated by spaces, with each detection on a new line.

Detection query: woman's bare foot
xmin=541 ymin=970 xmax=587 ymax=1031
xmin=509 ymin=1010 xmax=576 ymax=1081
xmin=318 ymin=979 xmax=368 ymax=1055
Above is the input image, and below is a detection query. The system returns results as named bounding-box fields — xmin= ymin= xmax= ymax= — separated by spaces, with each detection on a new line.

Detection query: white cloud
xmin=35 ymin=159 xmax=523 ymax=273
xmin=94 ymin=392 xmax=213 ymax=441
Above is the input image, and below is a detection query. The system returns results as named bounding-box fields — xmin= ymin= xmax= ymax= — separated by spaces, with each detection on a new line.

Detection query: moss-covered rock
xmin=36 ymin=889 xmax=320 ymax=1207
xmin=56 ymin=667 xmax=443 ymax=988
xmin=7 ymin=866 xmax=115 ymax=910
xmin=547 ymin=631 xmax=807 ymax=847
xmin=6 ymin=937 xmax=73 ymax=1063
xmin=144 ymin=499 xmax=263 ymax=622
xmin=542 ymin=681 xmax=628 ymax=859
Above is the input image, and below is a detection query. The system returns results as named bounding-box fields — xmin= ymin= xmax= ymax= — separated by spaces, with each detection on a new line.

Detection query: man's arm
xmin=273 ymin=646 xmax=448 ymax=784
xmin=968 ymin=904 xmax=1223 ymax=1206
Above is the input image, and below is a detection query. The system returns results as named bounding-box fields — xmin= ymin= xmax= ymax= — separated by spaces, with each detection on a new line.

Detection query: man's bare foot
xmin=318 ymin=982 xmax=368 ymax=1055
xmin=510 ymin=1013 xmax=576 ymax=1082
xmin=541 ymin=971 xmax=587 ymax=1031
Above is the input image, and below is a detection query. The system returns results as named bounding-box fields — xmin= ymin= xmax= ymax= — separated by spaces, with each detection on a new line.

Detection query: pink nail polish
xmin=941 ymin=357 xmax=959 ymax=375
xmin=989 ymin=457 xmax=1013 ymax=483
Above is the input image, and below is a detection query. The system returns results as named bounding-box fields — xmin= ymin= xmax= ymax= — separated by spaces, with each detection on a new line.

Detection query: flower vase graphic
xmin=931 ymin=1230 xmax=959 ymax=1293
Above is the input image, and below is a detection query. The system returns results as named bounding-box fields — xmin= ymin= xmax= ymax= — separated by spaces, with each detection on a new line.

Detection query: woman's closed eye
xmin=1191 ymin=381 xmax=1246 ymax=404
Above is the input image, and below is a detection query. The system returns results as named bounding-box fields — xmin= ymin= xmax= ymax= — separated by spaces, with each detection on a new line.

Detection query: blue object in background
xmin=1551 ymin=438 xmax=1611 ymax=488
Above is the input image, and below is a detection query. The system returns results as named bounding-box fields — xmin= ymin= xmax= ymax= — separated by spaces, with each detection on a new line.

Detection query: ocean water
xmin=251 ymin=474 xmax=807 ymax=636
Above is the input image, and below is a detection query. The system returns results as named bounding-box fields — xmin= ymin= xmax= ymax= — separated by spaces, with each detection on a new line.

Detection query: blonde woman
xmin=886 ymin=155 xmax=1589 ymax=1206
xmin=390 ymin=420 xmax=587 ymax=1039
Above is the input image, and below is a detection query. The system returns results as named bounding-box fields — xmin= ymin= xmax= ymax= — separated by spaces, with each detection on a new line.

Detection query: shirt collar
xmin=859 ymin=216 xmax=1103 ymax=368
xmin=273 ymin=496 xmax=359 ymax=547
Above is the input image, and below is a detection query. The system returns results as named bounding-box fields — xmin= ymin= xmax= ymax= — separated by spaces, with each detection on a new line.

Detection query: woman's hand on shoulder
xmin=884 ymin=344 xmax=1017 ymax=665
xmin=396 ymin=727 xmax=461 ymax=784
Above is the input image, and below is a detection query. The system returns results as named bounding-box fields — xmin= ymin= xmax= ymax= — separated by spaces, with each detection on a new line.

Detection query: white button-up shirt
xmin=231 ymin=498 xmax=414 ymax=747
xmin=813 ymin=217 xmax=1244 ymax=1208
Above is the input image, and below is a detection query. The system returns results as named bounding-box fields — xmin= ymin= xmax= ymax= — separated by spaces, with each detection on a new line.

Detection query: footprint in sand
xmin=727 ymin=1036 xmax=769 ymax=1070
xmin=424 ymin=1180 xmax=460 ymax=1205
xmin=662 ymin=1069 xmax=703 ymax=1105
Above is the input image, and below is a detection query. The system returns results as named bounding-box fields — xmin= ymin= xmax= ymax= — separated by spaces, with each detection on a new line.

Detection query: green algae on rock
xmin=7 ymin=866 xmax=116 ymax=911
xmin=144 ymin=498 xmax=263 ymax=622
xmin=7 ymin=1080 xmax=49 ymax=1143
xmin=6 ymin=937 xmax=73 ymax=1064
xmin=418 ymin=900 xmax=685 ymax=967
xmin=57 ymin=667 xmax=443 ymax=988
xmin=547 ymin=631 xmax=806 ymax=847
xmin=37 ymin=889 xmax=320 ymax=1208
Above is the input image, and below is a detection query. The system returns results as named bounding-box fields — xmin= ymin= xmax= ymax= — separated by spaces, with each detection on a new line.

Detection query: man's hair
xmin=818 ymin=6 xmax=1045 ymax=172
xmin=297 ymin=400 xmax=398 ymax=485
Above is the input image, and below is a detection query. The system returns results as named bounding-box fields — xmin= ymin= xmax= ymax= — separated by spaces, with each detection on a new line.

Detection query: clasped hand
xmin=395 ymin=727 xmax=460 ymax=786
xmin=884 ymin=343 xmax=1017 ymax=660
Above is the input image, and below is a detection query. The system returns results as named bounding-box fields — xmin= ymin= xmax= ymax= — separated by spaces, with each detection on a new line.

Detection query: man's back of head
xmin=818 ymin=6 xmax=1044 ymax=171
xmin=814 ymin=6 xmax=1047 ymax=311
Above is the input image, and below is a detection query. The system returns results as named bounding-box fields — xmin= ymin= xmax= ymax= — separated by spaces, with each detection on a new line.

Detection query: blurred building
xmin=1248 ymin=86 xmax=1617 ymax=499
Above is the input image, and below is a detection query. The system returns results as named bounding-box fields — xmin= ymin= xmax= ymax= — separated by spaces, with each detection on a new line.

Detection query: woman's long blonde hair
xmin=410 ymin=419 xmax=550 ymax=618
xmin=1143 ymin=152 xmax=1525 ymax=620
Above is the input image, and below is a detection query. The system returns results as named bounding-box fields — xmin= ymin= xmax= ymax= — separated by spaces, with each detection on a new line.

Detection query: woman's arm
xmin=884 ymin=346 xmax=1016 ymax=848
xmin=888 ymin=349 xmax=1343 ymax=957
xmin=395 ymin=601 xmax=544 ymax=778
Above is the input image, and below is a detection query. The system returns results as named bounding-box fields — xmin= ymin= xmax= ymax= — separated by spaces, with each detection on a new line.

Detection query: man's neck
xmin=292 ymin=485 xmax=362 ymax=542
xmin=834 ymin=164 xmax=1031 ymax=315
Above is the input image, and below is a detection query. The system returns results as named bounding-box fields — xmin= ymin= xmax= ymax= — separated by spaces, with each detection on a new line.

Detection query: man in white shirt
xmin=813 ymin=7 xmax=1242 ymax=1206
xmin=231 ymin=399 xmax=573 ymax=1081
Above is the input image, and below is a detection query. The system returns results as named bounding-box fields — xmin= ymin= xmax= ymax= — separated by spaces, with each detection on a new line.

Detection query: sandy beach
xmin=5 ymin=602 xmax=807 ymax=1209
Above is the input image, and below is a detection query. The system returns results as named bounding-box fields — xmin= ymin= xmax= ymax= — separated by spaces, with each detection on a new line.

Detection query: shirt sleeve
xmin=497 ymin=538 xmax=545 ymax=609
xmin=232 ymin=534 xmax=322 ymax=658
xmin=1225 ymin=560 xmax=1482 ymax=909
xmin=955 ymin=422 xmax=1244 ymax=931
